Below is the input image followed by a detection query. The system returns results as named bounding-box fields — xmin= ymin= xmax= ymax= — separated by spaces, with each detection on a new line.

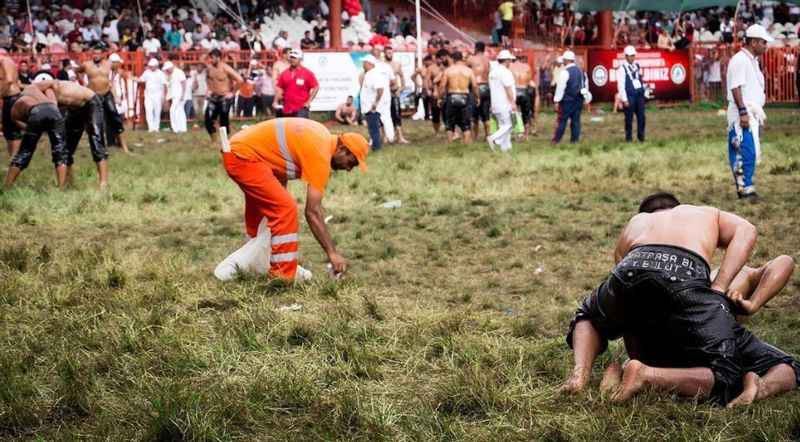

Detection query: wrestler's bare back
xmin=616 ymin=204 xmax=726 ymax=264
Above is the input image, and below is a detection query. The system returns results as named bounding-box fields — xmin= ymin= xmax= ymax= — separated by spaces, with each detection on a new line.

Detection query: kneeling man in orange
xmin=221 ymin=117 xmax=369 ymax=280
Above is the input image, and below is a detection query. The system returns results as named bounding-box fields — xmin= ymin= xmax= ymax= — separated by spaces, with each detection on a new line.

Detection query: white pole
xmin=415 ymin=0 xmax=422 ymax=66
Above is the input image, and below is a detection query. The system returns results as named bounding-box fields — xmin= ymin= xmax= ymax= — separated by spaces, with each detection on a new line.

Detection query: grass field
xmin=1 ymin=106 xmax=799 ymax=441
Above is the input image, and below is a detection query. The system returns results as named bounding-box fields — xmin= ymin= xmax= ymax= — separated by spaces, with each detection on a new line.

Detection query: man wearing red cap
xmin=221 ymin=117 xmax=369 ymax=280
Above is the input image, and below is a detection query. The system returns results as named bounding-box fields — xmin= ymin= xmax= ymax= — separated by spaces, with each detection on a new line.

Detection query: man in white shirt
xmin=142 ymin=31 xmax=162 ymax=56
xmin=191 ymin=64 xmax=207 ymax=121
xmin=487 ymin=50 xmax=517 ymax=152
xmin=726 ymin=24 xmax=771 ymax=201
xmin=272 ymin=30 xmax=288 ymax=50
xmin=183 ymin=65 xmax=196 ymax=120
xmin=163 ymin=61 xmax=187 ymax=133
xmin=359 ymin=55 xmax=388 ymax=150
xmin=368 ymin=46 xmax=396 ymax=143
xmin=137 ymin=58 xmax=168 ymax=132
xmin=107 ymin=15 xmax=120 ymax=42
xmin=617 ymin=45 xmax=646 ymax=142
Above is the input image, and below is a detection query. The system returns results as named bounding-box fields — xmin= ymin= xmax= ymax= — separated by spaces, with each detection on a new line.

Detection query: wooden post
xmin=330 ymin=0 xmax=342 ymax=49
xmin=597 ymin=10 xmax=613 ymax=48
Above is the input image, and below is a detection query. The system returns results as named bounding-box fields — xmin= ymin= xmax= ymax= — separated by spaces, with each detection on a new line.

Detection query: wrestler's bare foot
xmin=728 ymin=372 xmax=760 ymax=408
xmin=559 ymin=368 xmax=590 ymax=394
xmin=612 ymin=359 xmax=649 ymax=402
xmin=600 ymin=362 xmax=623 ymax=395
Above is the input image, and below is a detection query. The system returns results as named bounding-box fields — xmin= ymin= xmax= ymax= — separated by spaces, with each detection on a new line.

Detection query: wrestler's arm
xmin=713 ymin=209 xmax=757 ymax=294
xmin=613 ymin=222 xmax=633 ymax=263
xmin=2 ymin=59 xmax=15 ymax=85
xmin=305 ymin=185 xmax=347 ymax=274
xmin=226 ymin=65 xmax=243 ymax=96
xmin=11 ymin=109 xmax=26 ymax=130
xmin=470 ymin=71 xmax=479 ymax=100
xmin=439 ymin=71 xmax=448 ymax=97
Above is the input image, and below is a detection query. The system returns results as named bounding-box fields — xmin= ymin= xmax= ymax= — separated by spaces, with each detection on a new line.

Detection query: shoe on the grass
xmin=741 ymin=192 xmax=760 ymax=203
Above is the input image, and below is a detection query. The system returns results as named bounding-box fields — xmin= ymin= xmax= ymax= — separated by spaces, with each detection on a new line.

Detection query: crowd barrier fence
xmin=5 ymin=45 xmax=797 ymax=128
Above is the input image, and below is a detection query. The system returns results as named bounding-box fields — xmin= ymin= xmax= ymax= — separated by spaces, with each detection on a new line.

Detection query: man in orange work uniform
xmin=221 ymin=117 xmax=369 ymax=280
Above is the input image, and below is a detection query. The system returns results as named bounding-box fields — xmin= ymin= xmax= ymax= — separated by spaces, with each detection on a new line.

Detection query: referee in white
xmin=726 ymin=24 xmax=771 ymax=201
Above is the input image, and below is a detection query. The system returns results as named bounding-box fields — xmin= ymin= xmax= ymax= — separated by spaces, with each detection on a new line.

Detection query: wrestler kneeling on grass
xmin=599 ymin=254 xmax=797 ymax=407
xmin=220 ymin=117 xmax=369 ymax=281
xmin=561 ymin=192 xmax=799 ymax=406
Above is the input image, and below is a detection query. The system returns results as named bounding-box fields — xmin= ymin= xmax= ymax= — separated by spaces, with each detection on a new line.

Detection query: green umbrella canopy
xmin=575 ymin=0 xmax=626 ymax=12
xmin=577 ymin=0 xmax=739 ymax=12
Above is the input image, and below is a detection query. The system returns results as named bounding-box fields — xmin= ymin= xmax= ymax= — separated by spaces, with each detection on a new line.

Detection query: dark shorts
xmin=390 ymin=95 xmax=402 ymax=126
xmin=65 ymin=95 xmax=108 ymax=164
xmin=566 ymin=244 xmax=745 ymax=405
xmin=516 ymin=87 xmax=534 ymax=125
xmin=429 ymin=97 xmax=441 ymax=124
xmin=11 ymin=103 xmax=67 ymax=170
xmin=473 ymin=83 xmax=491 ymax=122
xmin=3 ymin=93 xmax=22 ymax=141
xmin=445 ymin=93 xmax=471 ymax=132
xmin=205 ymin=95 xmax=234 ymax=135
xmin=101 ymin=91 xmax=124 ymax=136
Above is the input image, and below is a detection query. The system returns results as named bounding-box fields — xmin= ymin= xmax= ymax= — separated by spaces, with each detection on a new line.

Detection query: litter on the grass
xmin=381 ymin=200 xmax=402 ymax=209
xmin=278 ymin=303 xmax=303 ymax=312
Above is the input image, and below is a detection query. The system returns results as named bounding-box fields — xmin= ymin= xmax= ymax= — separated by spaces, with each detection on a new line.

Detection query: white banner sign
xmin=303 ymin=51 xmax=416 ymax=112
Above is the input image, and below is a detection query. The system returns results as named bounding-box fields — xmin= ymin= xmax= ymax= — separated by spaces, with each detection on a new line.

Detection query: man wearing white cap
xmin=552 ymin=50 xmax=585 ymax=144
xmin=275 ymin=49 xmax=318 ymax=119
xmin=617 ymin=45 xmax=646 ymax=142
xmin=359 ymin=55 xmax=389 ymax=150
xmin=163 ymin=61 xmax=187 ymax=133
xmin=726 ymin=24 xmax=772 ymax=201
xmin=137 ymin=59 xmax=168 ymax=132
xmin=487 ymin=50 xmax=516 ymax=152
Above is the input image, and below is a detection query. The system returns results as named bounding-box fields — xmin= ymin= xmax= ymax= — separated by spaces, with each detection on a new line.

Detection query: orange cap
xmin=339 ymin=133 xmax=369 ymax=172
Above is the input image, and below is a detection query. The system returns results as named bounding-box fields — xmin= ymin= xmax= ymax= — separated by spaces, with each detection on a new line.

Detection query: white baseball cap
xmin=562 ymin=50 xmax=576 ymax=61
xmin=362 ymin=54 xmax=378 ymax=66
xmin=624 ymin=45 xmax=637 ymax=56
xmin=109 ymin=53 xmax=122 ymax=63
xmin=288 ymin=48 xmax=303 ymax=59
xmin=746 ymin=24 xmax=774 ymax=42
xmin=163 ymin=61 xmax=174 ymax=70
xmin=33 ymin=71 xmax=54 ymax=83
xmin=496 ymin=49 xmax=515 ymax=61
xmin=147 ymin=58 xmax=159 ymax=67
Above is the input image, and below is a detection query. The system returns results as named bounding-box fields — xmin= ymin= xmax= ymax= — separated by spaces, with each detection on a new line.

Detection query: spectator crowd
xmin=519 ymin=0 xmax=800 ymax=48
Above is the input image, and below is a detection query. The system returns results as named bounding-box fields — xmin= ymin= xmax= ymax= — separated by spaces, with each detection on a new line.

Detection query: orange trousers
xmin=222 ymin=152 xmax=299 ymax=280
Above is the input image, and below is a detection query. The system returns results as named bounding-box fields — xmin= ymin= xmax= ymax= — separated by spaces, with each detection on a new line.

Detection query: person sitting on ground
xmin=561 ymin=192 xmax=799 ymax=407
xmin=335 ymin=95 xmax=357 ymax=125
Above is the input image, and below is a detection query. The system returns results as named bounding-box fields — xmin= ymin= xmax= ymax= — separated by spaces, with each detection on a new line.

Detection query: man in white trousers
xmin=137 ymin=59 xmax=168 ymax=132
xmin=372 ymin=49 xmax=396 ymax=143
xmin=164 ymin=61 xmax=188 ymax=133
xmin=487 ymin=50 xmax=517 ymax=152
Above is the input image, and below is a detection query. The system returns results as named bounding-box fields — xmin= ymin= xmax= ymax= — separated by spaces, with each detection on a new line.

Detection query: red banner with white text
xmin=587 ymin=48 xmax=691 ymax=102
